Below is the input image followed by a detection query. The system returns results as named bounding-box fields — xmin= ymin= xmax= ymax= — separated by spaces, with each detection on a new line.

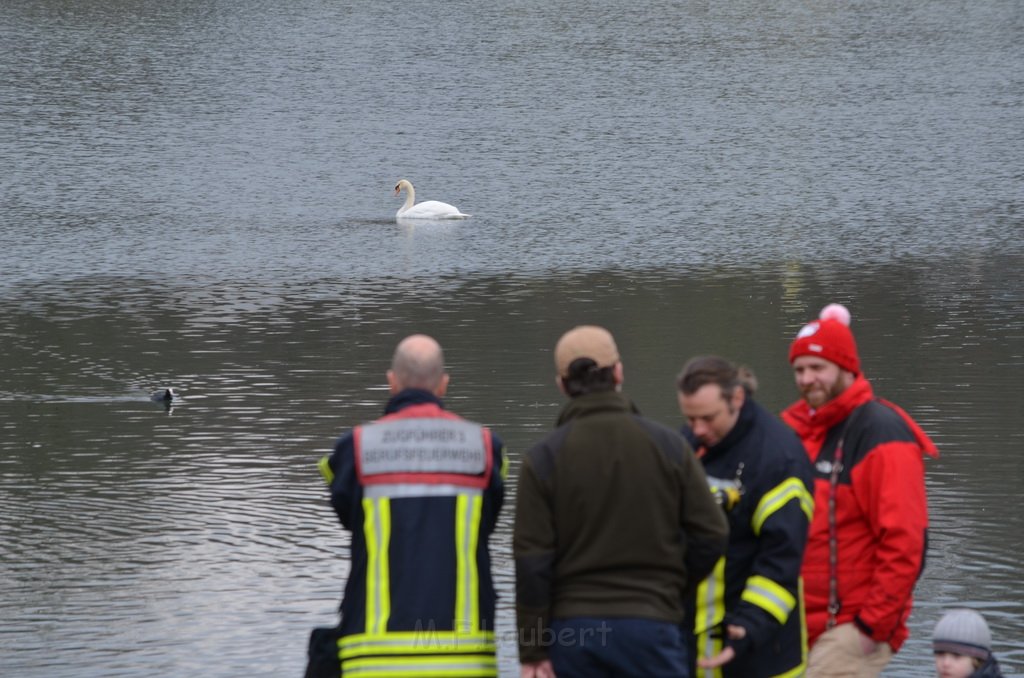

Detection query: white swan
xmin=394 ymin=179 xmax=470 ymax=220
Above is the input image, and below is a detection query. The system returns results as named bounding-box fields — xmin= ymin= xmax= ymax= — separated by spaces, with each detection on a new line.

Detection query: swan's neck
xmin=400 ymin=184 xmax=415 ymax=214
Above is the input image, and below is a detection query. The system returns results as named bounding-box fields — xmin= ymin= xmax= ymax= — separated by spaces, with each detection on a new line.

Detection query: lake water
xmin=1 ymin=0 xmax=1021 ymax=675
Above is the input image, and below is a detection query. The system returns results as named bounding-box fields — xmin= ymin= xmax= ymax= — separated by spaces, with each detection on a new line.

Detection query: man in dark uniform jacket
xmin=308 ymin=334 xmax=507 ymax=678
xmin=678 ymin=356 xmax=814 ymax=678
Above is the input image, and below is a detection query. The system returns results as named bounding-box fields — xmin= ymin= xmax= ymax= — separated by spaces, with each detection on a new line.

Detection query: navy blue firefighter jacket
xmin=318 ymin=389 xmax=507 ymax=678
xmin=682 ymin=397 xmax=814 ymax=678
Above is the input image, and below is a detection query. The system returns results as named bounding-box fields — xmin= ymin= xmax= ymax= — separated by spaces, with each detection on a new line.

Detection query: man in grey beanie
xmin=933 ymin=608 xmax=1004 ymax=678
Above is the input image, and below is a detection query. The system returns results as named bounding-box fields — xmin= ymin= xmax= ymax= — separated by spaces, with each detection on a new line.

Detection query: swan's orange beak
xmin=393 ymin=186 xmax=400 ymax=196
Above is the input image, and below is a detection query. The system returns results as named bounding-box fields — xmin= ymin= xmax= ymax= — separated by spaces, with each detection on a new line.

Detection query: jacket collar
xmin=697 ymin=397 xmax=757 ymax=460
xmin=782 ymin=374 xmax=938 ymax=458
xmin=556 ymin=390 xmax=639 ymax=426
xmin=384 ymin=388 xmax=444 ymax=415
xmin=783 ymin=373 xmax=874 ymax=437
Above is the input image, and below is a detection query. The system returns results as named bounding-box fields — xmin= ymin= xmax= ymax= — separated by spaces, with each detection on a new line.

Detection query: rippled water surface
xmin=1 ymin=0 xmax=1022 ymax=675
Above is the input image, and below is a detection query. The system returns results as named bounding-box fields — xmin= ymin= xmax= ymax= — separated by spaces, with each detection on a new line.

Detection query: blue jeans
xmin=549 ymin=617 xmax=689 ymax=678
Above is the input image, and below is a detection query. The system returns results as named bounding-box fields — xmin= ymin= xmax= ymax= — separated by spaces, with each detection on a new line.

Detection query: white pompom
xmin=819 ymin=303 xmax=851 ymax=326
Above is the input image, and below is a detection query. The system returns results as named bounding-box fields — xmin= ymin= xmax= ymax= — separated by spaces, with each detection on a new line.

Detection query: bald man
xmin=308 ymin=335 xmax=508 ymax=678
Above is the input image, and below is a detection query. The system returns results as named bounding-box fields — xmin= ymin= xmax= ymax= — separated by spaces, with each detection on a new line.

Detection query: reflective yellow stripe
xmin=341 ymin=630 xmax=497 ymax=677
xmin=695 ymin=556 xmax=726 ymax=634
xmin=768 ymin=580 xmax=807 ymax=678
xmin=499 ymin=446 xmax=510 ymax=481
xmin=454 ymin=493 xmax=483 ymax=633
xmin=363 ymin=497 xmax=392 ymax=635
xmin=751 ymin=477 xmax=814 ymax=535
xmin=340 ymin=630 xmax=496 ymax=658
xmin=344 ymin=654 xmax=498 ymax=677
xmin=797 ymin=576 xmax=808 ymax=676
xmin=695 ymin=557 xmax=726 ymax=678
xmin=772 ymin=662 xmax=806 ymax=678
xmin=318 ymin=455 xmax=334 ymax=484
xmin=742 ymin=574 xmax=796 ymax=625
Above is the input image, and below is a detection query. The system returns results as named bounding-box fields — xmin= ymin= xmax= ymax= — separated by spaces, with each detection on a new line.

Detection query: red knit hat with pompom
xmin=788 ymin=303 xmax=860 ymax=374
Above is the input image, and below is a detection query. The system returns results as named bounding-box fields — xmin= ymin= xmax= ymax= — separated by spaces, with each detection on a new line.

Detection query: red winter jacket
xmin=782 ymin=376 xmax=937 ymax=652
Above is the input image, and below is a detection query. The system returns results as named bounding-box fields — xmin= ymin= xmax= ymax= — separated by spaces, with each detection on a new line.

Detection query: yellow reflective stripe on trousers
xmin=751 ymin=477 xmax=814 ymax=535
xmin=362 ymin=497 xmax=392 ymax=635
xmin=318 ymin=455 xmax=334 ymax=484
xmin=695 ymin=557 xmax=726 ymax=678
xmin=454 ymin=493 xmax=483 ymax=633
xmin=741 ymin=574 xmax=796 ymax=624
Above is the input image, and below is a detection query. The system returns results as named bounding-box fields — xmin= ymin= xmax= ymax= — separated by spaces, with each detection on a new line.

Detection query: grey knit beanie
xmin=932 ymin=608 xmax=992 ymax=659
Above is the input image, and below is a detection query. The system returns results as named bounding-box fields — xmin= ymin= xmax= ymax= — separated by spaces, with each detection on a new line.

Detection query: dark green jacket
xmin=514 ymin=390 xmax=729 ymax=663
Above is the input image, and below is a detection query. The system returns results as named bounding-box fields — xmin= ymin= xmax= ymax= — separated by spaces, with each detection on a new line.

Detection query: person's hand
xmin=857 ymin=628 xmax=878 ymax=655
xmin=520 ymin=659 xmax=556 ymax=678
xmin=697 ymin=645 xmax=735 ymax=669
xmin=696 ymin=624 xmax=746 ymax=669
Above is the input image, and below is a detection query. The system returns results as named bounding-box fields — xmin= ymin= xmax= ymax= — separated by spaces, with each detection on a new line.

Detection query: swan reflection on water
xmin=395 ymin=216 xmax=466 ymax=233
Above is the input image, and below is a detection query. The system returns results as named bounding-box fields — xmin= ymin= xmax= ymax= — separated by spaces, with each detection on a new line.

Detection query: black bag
xmin=304 ymin=625 xmax=343 ymax=678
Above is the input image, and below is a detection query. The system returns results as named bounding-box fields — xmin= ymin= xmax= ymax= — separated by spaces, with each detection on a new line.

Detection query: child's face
xmin=934 ymin=651 xmax=978 ymax=678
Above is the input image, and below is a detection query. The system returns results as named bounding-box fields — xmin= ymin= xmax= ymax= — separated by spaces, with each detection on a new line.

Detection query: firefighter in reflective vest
xmin=313 ymin=334 xmax=507 ymax=678
xmin=677 ymin=356 xmax=814 ymax=678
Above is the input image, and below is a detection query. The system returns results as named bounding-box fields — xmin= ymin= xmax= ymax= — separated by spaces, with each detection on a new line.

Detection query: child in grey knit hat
xmin=933 ymin=608 xmax=1004 ymax=678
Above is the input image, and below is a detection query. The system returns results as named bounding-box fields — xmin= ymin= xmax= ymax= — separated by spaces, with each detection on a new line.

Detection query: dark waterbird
xmin=150 ymin=388 xmax=182 ymax=404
